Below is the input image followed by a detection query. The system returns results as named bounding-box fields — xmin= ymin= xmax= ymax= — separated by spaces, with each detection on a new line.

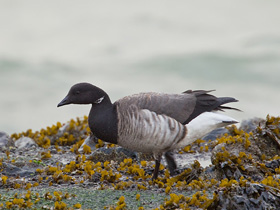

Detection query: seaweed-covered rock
xmin=211 ymin=116 xmax=280 ymax=182
xmin=10 ymin=117 xmax=90 ymax=148
xmin=211 ymin=132 xmax=262 ymax=180
xmin=209 ymin=183 xmax=280 ymax=210
xmin=52 ymin=118 xmax=89 ymax=145
xmin=254 ymin=115 xmax=280 ymax=159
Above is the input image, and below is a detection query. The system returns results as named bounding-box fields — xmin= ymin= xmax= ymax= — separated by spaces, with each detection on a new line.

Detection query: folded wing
xmin=115 ymin=90 xmax=239 ymax=125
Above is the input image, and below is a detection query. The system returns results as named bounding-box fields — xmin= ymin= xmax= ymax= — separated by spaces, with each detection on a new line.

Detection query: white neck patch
xmin=95 ymin=96 xmax=104 ymax=104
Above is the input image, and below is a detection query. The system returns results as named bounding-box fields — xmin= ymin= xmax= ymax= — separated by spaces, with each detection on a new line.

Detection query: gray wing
xmin=115 ymin=90 xmax=239 ymax=125
xmin=115 ymin=92 xmax=197 ymax=124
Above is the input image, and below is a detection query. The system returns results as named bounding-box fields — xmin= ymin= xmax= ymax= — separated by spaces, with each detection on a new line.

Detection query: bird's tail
xmin=176 ymin=112 xmax=238 ymax=148
xmin=216 ymin=97 xmax=241 ymax=112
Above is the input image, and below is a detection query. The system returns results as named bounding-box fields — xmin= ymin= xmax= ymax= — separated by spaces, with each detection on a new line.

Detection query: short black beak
xmin=57 ymin=95 xmax=71 ymax=107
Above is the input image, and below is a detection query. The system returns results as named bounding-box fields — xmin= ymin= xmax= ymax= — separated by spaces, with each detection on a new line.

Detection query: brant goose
xmin=58 ymin=83 xmax=239 ymax=179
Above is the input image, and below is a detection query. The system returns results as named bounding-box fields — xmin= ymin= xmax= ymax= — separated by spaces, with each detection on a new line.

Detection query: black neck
xmin=88 ymin=99 xmax=118 ymax=144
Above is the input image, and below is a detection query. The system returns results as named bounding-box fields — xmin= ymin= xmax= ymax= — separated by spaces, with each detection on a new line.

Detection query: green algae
xmin=0 ymin=187 xmax=205 ymax=209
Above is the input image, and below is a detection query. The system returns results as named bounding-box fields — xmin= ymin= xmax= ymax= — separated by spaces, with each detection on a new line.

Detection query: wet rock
xmin=15 ymin=137 xmax=37 ymax=149
xmin=0 ymin=131 xmax=14 ymax=149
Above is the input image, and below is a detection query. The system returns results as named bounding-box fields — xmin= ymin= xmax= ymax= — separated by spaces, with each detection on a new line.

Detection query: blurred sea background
xmin=1 ymin=1 xmax=280 ymax=135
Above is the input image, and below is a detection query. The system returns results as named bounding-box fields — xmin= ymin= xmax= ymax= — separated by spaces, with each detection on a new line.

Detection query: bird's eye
xmin=75 ymin=91 xmax=80 ymax=95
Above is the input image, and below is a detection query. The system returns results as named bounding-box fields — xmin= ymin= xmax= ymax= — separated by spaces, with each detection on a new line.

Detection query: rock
xmin=0 ymin=131 xmax=14 ymax=149
xmin=116 ymin=147 xmax=138 ymax=159
xmin=1 ymin=162 xmax=36 ymax=177
xmin=78 ymin=134 xmax=98 ymax=153
xmin=15 ymin=137 xmax=37 ymax=149
xmin=265 ymin=159 xmax=280 ymax=169
xmin=202 ymin=128 xmax=229 ymax=141
xmin=208 ymin=183 xmax=280 ymax=210
xmin=50 ymin=118 xmax=89 ymax=145
xmin=1 ymin=115 xmax=280 ymax=209
xmin=89 ymin=146 xmax=138 ymax=162
xmin=211 ymin=135 xmax=263 ymax=180
xmin=79 ymin=134 xmax=144 ymax=161
xmin=253 ymin=117 xmax=280 ymax=159
xmin=239 ymin=118 xmax=265 ymax=133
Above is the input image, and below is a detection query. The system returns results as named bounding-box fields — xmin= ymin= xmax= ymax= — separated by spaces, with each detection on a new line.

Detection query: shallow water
xmin=1 ymin=1 xmax=280 ymax=134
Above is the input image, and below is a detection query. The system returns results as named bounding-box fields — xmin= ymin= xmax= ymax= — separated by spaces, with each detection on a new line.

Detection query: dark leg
xmin=164 ymin=152 xmax=177 ymax=175
xmin=152 ymin=156 xmax=162 ymax=180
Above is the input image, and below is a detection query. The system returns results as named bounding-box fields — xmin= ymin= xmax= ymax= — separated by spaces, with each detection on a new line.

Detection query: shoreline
xmin=1 ymin=115 xmax=280 ymax=209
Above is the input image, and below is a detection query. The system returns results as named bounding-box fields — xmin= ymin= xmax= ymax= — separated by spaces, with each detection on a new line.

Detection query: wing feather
xmin=115 ymin=92 xmax=197 ymax=124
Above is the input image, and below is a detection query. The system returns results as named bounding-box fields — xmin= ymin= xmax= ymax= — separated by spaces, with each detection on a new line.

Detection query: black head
xmin=57 ymin=83 xmax=109 ymax=107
